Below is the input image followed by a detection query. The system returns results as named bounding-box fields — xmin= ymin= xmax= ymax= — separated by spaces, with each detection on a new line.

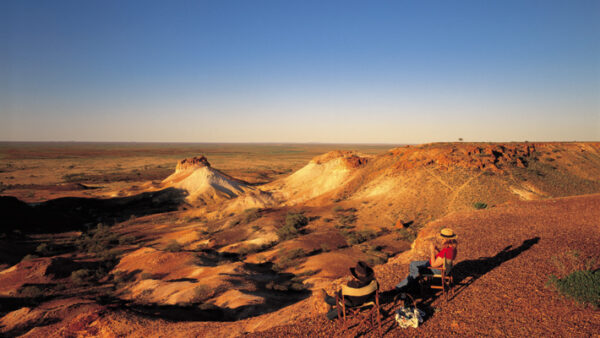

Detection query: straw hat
xmin=439 ymin=228 xmax=457 ymax=240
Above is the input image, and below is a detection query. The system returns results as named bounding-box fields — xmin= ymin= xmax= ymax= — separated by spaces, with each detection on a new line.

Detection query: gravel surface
xmin=249 ymin=194 xmax=600 ymax=337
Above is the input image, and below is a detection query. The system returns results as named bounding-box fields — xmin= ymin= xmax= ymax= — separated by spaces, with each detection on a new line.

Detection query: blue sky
xmin=1 ymin=0 xmax=599 ymax=143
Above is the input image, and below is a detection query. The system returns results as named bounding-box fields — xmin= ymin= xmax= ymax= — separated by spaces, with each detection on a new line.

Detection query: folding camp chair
xmin=421 ymin=258 xmax=454 ymax=300
xmin=335 ymin=279 xmax=381 ymax=335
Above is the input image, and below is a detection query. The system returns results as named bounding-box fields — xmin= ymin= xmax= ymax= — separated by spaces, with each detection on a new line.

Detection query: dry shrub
xmin=71 ymin=269 xmax=91 ymax=285
xmin=192 ymin=284 xmax=212 ymax=303
xmin=164 ymin=240 xmax=182 ymax=252
xmin=20 ymin=285 xmax=44 ymax=298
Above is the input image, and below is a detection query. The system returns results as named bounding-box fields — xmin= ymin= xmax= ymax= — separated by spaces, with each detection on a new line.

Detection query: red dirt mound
xmin=311 ymin=150 xmax=369 ymax=169
xmin=389 ymin=143 xmax=536 ymax=172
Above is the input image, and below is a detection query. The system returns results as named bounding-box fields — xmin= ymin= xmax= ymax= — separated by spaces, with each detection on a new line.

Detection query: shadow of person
xmin=447 ymin=236 xmax=541 ymax=299
xmin=355 ymin=237 xmax=541 ymax=335
xmin=383 ymin=237 xmax=541 ymax=307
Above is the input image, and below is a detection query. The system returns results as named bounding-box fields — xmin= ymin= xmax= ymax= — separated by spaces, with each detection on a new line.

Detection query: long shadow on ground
xmin=378 ymin=237 xmax=540 ymax=335
xmin=448 ymin=236 xmax=540 ymax=299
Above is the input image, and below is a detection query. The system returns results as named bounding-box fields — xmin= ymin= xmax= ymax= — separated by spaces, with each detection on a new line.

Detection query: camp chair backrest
xmin=443 ymin=258 xmax=454 ymax=275
xmin=341 ymin=280 xmax=378 ymax=297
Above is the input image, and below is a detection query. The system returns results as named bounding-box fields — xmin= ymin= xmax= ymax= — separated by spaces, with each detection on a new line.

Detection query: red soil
xmin=251 ymin=194 xmax=600 ymax=337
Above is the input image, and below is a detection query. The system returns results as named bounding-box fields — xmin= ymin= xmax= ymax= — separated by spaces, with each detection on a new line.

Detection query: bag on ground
xmin=394 ymin=306 xmax=425 ymax=328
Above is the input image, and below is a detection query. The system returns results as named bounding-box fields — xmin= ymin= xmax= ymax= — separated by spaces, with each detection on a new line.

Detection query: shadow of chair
xmin=336 ymin=279 xmax=381 ymax=336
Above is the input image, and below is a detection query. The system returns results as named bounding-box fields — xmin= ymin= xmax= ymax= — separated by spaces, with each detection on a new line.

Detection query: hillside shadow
xmin=220 ymin=262 xmax=312 ymax=319
xmin=0 ymin=188 xmax=187 ymax=234
xmin=91 ymin=262 xmax=311 ymax=323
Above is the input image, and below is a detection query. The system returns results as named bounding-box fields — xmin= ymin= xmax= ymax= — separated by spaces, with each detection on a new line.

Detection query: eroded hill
xmin=1 ymin=142 xmax=599 ymax=337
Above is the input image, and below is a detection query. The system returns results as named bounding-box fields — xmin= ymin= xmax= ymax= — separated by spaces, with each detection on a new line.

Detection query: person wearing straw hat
xmin=320 ymin=261 xmax=376 ymax=320
xmin=395 ymin=228 xmax=458 ymax=292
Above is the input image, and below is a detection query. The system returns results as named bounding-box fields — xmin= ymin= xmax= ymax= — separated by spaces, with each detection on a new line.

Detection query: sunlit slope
xmin=266 ymin=143 xmax=600 ymax=226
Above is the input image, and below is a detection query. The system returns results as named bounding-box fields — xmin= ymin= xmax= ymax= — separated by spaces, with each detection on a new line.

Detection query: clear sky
xmin=1 ymin=0 xmax=599 ymax=143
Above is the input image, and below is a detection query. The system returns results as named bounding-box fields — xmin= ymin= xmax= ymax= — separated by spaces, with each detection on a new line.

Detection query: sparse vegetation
xmin=341 ymin=229 xmax=377 ymax=245
xmin=164 ymin=239 xmax=183 ymax=252
xmin=473 ymin=202 xmax=488 ymax=209
xmin=19 ymin=285 xmax=44 ymax=298
xmin=333 ymin=206 xmax=357 ymax=229
xmin=266 ymin=279 xmax=307 ymax=292
xmin=547 ymin=271 xmax=600 ymax=308
xmin=276 ymin=248 xmax=307 ymax=270
xmin=75 ymin=223 xmax=120 ymax=254
xmin=363 ymin=244 xmax=389 ymax=266
xmin=243 ymin=208 xmax=262 ymax=223
xmin=140 ymin=272 xmax=154 ymax=280
xmin=285 ymin=212 xmax=308 ymax=229
xmin=71 ymin=269 xmax=92 ymax=285
xmin=192 ymin=284 xmax=212 ymax=303
xmin=277 ymin=212 xmax=308 ymax=241
xmin=395 ymin=228 xmax=417 ymax=242
xmin=320 ymin=243 xmax=331 ymax=252
xmin=118 ymin=234 xmax=137 ymax=246
xmin=546 ymin=250 xmax=600 ymax=308
xmin=237 ymin=243 xmax=267 ymax=255
xmin=21 ymin=254 xmax=39 ymax=261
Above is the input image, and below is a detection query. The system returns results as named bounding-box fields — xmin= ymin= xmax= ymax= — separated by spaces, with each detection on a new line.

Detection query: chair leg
xmin=342 ymin=305 xmax=347 ymax=331
xmin=377 ymin=307 xmax=381 ymax=336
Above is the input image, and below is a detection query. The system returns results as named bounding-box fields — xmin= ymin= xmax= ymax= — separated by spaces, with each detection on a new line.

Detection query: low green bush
xmin=20 ymin=285 xmax=44 ymax=298
xmin=547 ymin=270 xmax=600 ymax=308
xmin=546 ymin=250 xmax=600 ymax=308
xmin=21 ymin=254 xmax=39 ymax=262
xmin=395 ymin=228 xmax=417 ymax=242
xmin=276 ymin=248 xmax=307 ymax=269
xmin=285 ymin=212 xmax=308 ymax=229
xmin=277 ymin=224 xmax=299 ymax=241
xmin=342 ymin=229 xmax=377 ymax=245
xmin=237 ymin=244 xmax=263 ymax=255
xmin=164 ymin=240 xmax=183 ymax=252
xmin=35 ymin=243 xmax=52 ymax=256
xmin=140 ymin=272 xmax=154 ymax=280
xmin=243 ymin=208 xmax=262 ymax=223
xmin=320 ymin=243 xmax=331 ymax=252
xmin=277 ymin=212 xmax=308 ymax=241
xmin=473 ymin=202 xmax=488 ymax=210
xmin=75 ymin=223 xmax=120 ymax=255
xmin=192 ymin=284 xmax=212 ymax=303
xmin=71 ymin=269 xmax=91 ymax=285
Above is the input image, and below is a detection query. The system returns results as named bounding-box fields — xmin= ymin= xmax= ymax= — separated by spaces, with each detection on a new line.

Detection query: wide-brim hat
xmin=439 ymin=228 xmax=457 ymax=240
xmin=350 ymin=261 xmax=374 ymax=281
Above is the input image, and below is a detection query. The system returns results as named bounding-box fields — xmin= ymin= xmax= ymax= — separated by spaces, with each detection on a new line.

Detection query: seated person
xmin=320 ymin=261 xmax=377 ymax=320
xmin=395 ymin=228 xmax=457 ymax=293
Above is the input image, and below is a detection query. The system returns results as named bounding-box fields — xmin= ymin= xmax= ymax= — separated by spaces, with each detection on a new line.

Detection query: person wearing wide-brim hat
xmin=395 ymin=228 xmax=458 ymax=292
xmin=350 ymin=260 xmax=374 ymax=282
xmin=321 ymin=261 xmax=376 ymax=320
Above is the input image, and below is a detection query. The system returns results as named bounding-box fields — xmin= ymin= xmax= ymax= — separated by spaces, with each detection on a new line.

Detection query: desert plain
xmin=0 ymin=141 xmax=599 ymax=337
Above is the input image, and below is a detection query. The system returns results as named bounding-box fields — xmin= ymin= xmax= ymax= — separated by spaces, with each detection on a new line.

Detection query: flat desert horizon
xmin=2 ymin=1 xmax=599 ymax=336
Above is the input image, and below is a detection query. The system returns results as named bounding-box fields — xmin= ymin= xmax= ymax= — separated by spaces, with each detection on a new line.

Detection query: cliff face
xmin=175 ymin=156 xmax=211 ymax=172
